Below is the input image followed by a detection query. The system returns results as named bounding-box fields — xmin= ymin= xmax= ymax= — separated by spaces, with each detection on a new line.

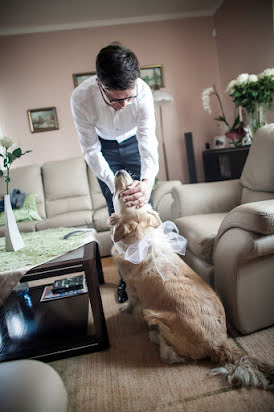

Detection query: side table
xmin=0 ymin=241 xmax=109 ymax=362
xmin=203 ymin=146 xmax=250 ymax=182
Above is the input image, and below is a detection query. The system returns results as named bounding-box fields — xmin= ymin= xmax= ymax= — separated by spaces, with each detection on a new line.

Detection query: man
xmin=71 ymin=42 xmax=159 ymax=302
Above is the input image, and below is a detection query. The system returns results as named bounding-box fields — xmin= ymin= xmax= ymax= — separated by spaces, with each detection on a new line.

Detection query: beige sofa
xmin=0 ymin=156 xmax=181 ymax=257
xmin=171 ymin=124 xmax=274 ymax=334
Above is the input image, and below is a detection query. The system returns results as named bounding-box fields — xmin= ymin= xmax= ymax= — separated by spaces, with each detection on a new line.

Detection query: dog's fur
xmin=109 ymin=170 xmax=274 ymax=390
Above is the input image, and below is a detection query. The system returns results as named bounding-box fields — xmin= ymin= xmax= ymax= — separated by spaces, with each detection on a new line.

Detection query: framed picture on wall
xmin=27 ymin=107 xmax=59 ymax=133
xmin=72 ymin=66 xmax=164 ymax=90
xmin=72 ymin=72 xmax=95 ymax=88
xmin=212 ymin=135 xmax=227 ymax=149
xmin=140 ymin=65 xmax=164 ymax=89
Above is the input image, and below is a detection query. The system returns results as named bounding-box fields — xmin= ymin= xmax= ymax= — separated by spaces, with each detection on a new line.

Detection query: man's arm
xmin=71 ymin=95 xmax=115 ymax=193
xmin=121 ymin=83 xmax=159 ymax=208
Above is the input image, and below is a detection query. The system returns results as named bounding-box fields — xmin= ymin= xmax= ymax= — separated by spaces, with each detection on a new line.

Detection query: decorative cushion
xmin=0 ymin=194 xmax=42 ymax=226
xmin=0 ymin=164 xmax=46 ymax=219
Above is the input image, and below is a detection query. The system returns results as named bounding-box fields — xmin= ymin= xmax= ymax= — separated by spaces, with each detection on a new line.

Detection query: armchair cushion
xmin=241 ymin=187 xmax=274 ymax=204
xmin=240 ymin=124 xmax=274 ymax=193
xmin=175 ymin=213 xmax=226 ymax=264
xmin=171 ymin=180 xmax=242 ymax=218
xmin=215 ymin=199 xmax=274 ymax=248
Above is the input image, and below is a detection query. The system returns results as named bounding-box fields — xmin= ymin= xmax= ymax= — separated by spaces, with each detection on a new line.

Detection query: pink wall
xmin=215 ymin=0 xmax=274 ymax=125
xmin=0 ymin=17 xmax=220 ymax=183
xmin=0 ymin=0 xmax=273 ymax=184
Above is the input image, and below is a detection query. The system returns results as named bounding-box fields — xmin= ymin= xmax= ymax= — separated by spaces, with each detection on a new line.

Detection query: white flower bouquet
xmin=0 ymin=136 xmax=32 ymax=195
xmin=226 ymin=68 xmax=274 ymax=134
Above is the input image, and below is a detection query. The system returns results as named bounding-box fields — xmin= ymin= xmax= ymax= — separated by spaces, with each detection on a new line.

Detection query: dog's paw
xmin=108 ymin=213 xmax=120 ymax=228
xmin=120 ymin=302 xmax=133 ymax=313
xmin=160 ymin=337 xmax=185 ymax=364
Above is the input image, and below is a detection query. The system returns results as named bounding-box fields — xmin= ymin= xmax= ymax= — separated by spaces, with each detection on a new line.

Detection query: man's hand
xmin=120 ymin=179 xmax=153 ymax=208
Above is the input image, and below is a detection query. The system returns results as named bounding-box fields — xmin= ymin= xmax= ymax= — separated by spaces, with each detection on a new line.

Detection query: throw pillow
xmin=0 ymin=194 xmax=42 ymax=226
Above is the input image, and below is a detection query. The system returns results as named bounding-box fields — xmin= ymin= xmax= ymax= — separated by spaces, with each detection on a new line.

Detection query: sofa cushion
xmin=42 ymin=157 xmax=92 ymax=217
xmin=87 ymin=168 xmax=107 ymax=210
xmin=0 ymin=220 xmax=37 ymax=237
xmin=175 ymin=213 xmax=226 ymax=264
xmin=0 ymin=164 xmax=46 ymax=219
xmin=93 ymin=207 xmax=109 ymax=232
xmin=35 ymin=210 xmax=93 ymax=231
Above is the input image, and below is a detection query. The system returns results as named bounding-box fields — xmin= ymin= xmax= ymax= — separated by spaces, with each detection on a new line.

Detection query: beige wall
xmin=0 ymin=0 xmax=273 ymax=184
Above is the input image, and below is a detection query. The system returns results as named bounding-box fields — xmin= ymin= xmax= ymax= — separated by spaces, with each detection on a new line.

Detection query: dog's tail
xmin=209 ymin=341 xmax=274 ymax=390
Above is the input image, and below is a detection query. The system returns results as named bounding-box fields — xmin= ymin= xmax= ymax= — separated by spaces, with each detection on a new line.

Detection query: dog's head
xmin=109 ymin=169 xmax=162 ymax=243
xmin=112 ymin=169 xmax=134 ymax=215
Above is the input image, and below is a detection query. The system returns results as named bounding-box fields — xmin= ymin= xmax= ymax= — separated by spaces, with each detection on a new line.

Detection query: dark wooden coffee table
xmin=0 ymin=241 xmax=109 ymax=362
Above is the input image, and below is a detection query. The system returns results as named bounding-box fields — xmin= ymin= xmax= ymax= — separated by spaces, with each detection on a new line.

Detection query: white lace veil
xmin=113 ymin=221 xmax=187 ymax=281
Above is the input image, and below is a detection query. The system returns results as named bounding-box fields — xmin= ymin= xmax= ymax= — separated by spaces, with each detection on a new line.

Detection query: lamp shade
xmin=152 ymin=90 xmax=174 ymax=104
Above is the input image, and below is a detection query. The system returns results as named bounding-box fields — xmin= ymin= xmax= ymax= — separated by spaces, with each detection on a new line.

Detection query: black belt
xmin=98 ymin=135 xmax=137 ymax=149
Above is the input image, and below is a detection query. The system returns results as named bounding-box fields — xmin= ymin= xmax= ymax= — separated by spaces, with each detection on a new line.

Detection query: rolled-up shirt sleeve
xmin=71 ymin=94 xmax=115 ymax=193
xmin=136 ymin=84 xmax=159 ymax=184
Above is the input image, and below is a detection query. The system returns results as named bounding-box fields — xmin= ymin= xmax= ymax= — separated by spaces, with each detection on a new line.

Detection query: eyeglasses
xmin=98 ymin=81 xmax=138 ymax=104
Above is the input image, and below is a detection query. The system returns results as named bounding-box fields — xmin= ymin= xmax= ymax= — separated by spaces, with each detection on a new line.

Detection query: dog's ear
xmin=108 ymin=213 xmax=120 ymax=228
xmin=146 ymin=210 xmax=162 ymax=228
xmin=113 ymin=220 xmax=138 ymax=242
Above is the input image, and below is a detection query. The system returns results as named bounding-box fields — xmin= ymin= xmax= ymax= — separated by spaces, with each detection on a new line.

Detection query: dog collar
xmin=113 ymin=221 xmax=187 ymax=281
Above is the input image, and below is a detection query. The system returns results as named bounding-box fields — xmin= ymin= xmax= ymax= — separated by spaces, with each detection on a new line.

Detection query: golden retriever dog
xmin=109 ymin=170 xmax=274 ymax=390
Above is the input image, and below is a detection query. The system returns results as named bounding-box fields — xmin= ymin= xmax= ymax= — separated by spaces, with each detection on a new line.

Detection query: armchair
xmin=171 ymin=124 xmax=274 ymax=334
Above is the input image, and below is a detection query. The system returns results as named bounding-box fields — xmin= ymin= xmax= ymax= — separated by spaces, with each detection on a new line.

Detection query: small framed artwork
xmin=27 ymin=107 xmax=59 ymax=133
xmin=72 ymin=72 xmax=95 ymax=88
xmin=140 ymin=65 xmax=164 ymax=89
xmin=213 ymin=135 xmax=227 ymax=149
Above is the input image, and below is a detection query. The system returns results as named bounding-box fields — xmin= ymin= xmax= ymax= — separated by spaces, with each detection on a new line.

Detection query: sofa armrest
xmin=152 ymin=180 xmax=181 ymax=222
xmin=215 ymin=199 xmax=274 ymax=247
xmin=171 ymin=179 xmax=242 ymax=219
xmin=214 ymin=227 xmax=274 ymax=334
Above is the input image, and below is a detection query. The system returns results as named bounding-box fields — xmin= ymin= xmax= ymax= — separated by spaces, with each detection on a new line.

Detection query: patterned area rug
xmin=49 ymin=257 xmax=274 ymax=412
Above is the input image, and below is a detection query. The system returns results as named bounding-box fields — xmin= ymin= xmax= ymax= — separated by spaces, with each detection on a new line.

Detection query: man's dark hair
xmin=96 ymin=42 xmax=140 ymax=90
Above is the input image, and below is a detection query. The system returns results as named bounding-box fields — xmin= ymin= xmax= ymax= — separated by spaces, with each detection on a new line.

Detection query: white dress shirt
xmin=71 ymin=75 xmax=159 ymax=193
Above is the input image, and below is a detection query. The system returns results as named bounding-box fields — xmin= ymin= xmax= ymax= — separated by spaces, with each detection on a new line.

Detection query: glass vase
xmin=248 ymin=103 xmax=267 ymax=136
xmin=4 ymin=194 xmax=25 ymax=252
